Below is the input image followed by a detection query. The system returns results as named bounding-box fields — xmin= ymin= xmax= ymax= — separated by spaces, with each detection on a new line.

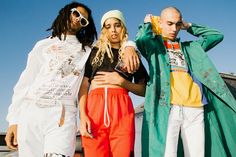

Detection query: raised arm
xmin=186 ymin=23 xmax=224 ymax=52
xmin=135 ymin=14 xmax=160 ymax=60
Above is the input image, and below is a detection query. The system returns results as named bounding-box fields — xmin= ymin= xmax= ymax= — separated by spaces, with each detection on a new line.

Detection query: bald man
xmin=136 ymin=6 xmax=236 ymax=157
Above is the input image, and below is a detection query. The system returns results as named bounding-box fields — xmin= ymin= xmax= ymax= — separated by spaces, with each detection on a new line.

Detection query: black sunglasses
xmin=70 ymin=8 xmax=89 ymax=27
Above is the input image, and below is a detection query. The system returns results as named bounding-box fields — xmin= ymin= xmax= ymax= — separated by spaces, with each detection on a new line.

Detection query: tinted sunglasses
xmin=70 ymin=8 xmax=89 ymax=27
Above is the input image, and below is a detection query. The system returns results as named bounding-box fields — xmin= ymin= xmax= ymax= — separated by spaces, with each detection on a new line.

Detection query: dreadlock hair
xmin=47 ymin=2 xmax=97 ymax=49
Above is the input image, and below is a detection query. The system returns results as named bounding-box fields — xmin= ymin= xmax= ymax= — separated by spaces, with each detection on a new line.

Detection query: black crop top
xmin=84 ymin=47 xmax=149 ymax=84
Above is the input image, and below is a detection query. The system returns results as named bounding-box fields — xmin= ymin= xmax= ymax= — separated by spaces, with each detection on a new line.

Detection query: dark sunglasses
xmin=70 ymin=8 xmax=89 ymax=27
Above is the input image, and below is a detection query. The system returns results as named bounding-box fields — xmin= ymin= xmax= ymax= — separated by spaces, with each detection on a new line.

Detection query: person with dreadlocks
xmin=78 ymin=10 xmax=149 ymax=157
xmin=5 ymin=2 xmax=97 ymax=157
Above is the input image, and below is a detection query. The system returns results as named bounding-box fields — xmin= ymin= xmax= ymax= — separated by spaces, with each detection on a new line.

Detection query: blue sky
xmin=1 ymin=0 xmax=236 ymax=132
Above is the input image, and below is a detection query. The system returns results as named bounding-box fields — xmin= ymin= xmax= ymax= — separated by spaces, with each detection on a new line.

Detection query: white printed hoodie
xmin=6 ymin=35 xmax=91 ymax=125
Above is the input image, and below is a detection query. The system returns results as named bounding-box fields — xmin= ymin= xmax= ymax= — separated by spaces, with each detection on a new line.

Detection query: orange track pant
xmin=82 ymin=87 xmax=135 ymax=157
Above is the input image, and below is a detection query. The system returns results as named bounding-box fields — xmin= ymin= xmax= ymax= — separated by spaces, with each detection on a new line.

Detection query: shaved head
xmin=159 ymin=7 xmax=183 ymax=41
xmin=160 ymin=7 xmax=182 ymax=19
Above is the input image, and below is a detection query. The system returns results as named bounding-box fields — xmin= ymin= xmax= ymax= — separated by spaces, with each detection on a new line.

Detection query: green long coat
xmin=135 ymin=23 xmax=236 ymax=157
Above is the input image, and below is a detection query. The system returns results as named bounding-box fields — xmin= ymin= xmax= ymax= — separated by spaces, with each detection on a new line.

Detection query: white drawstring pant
xmin=164 ymin=105 xmax=205 ymax=157
xmin=17 ymin=100 xmax=77 ymax=157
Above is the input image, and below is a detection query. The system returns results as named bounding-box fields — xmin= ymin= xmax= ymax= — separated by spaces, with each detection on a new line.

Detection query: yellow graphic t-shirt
xmin=164 ymin=40 xmax=207 ymax=107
